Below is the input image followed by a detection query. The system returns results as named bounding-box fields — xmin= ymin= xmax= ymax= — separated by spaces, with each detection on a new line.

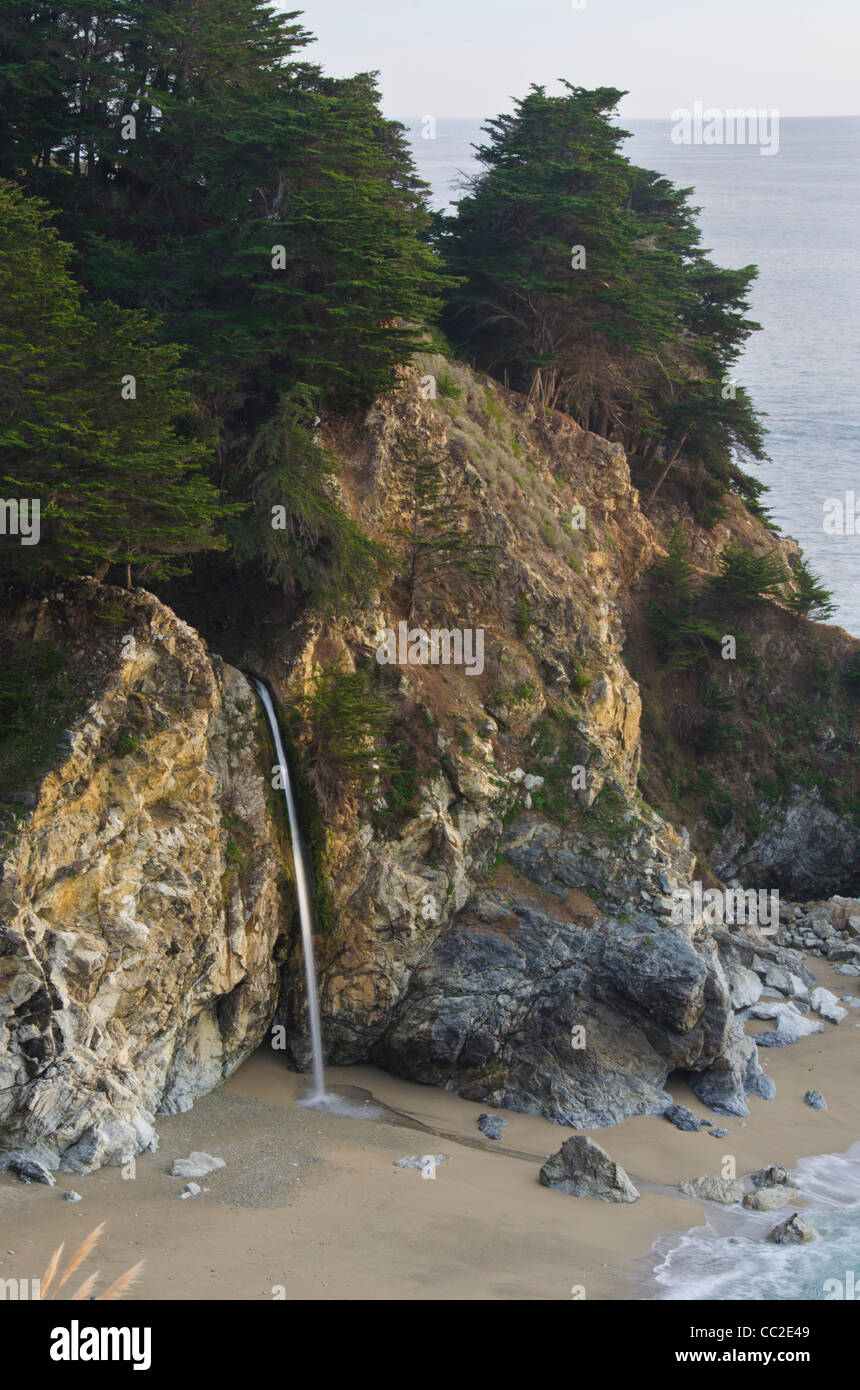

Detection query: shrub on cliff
xmin=647 ymin=529 xmax=721 ymax=672
xmin=231 ymin=388 xmax=392 ymax=614
xmin=705 ymin=543 xmax=789 ymax=611
xmin=783 ymin=556 xmax=836 ymax=621
xmin=295 ymin=664 xmax=394 ymax=812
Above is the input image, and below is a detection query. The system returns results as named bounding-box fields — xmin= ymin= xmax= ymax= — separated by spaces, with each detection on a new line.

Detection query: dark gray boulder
xmin=664 ymin=1104 xmax=703 ymax=1132
xmin=477 ymin=1113 xmax=508 ymax=1140
xmin=751 ymin=1164 xmax=792 ymax=1187
xmin=767 ymin=1213 xmax=819 ymax=1245
xmin=804 ymin=1089 xmax=828 ymax=1110
xmin=376 ymin=898 xmax=752 ymax=1130
xmin=539 ymin=1135 xmax=639 ymax=1203
xmin=5 ymin=1155 xmax=55 ymax=1186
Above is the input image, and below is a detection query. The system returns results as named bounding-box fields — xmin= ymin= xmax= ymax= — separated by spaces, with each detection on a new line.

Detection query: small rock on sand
xmin=664 ymin=1104 xmax=703 ymax=1132
xmin=477 ymin=1114 xmax=508 ymax=1140
xmin=809 ymin=987 xmax=848 ymax=1025
xmin=539 ymin=1136 xmax=639 ymax=1203
xmin=171 ymin=1152 xmax=226 ymax=1179
xmin=804 ymin=1089 xmax=828 ymax=1110
xmin=679 ymin=1176 xmax=745 ymax=1205
xmin=63 ymin=1191 xmax=83 ymax=1203
xmin=7 ymin=1158 xmax=55 ymax=1186
xmin=750 ymin=1165 xmax=792 ymax=1188
xmin=743 ymin=1186 xmax=799 ymax=1211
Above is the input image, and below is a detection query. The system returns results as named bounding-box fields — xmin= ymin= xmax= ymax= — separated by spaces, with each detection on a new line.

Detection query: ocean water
xmin=651 ymin=1145 xmax=860 ymax=1301
xmin=403 ymin=116 xmax=860 ymax=637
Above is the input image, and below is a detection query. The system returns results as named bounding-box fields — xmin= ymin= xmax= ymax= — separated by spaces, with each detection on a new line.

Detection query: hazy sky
xmin=291 ymin=0 xmax=860 ymax=119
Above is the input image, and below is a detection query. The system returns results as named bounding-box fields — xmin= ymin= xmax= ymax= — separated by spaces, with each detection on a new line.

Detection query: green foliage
xmin=0 ymin=1 xmax=452 ymax=616
xmin=514 ymin=592 xmax=531 ymax=638
xmin=436 ymin=371 xmax=462 ymax=400
xmin=0 ymin=2 xmax=451 ymax=415
xmin=0 ymin=638 xmax=87 ymax=802
xmin=295 ymin=663 xmax=394 ymax=809
xmin=231 ymin=388 xmax=393 ymax=613
xmin=438 ymin=82 xmax=768 ymax=509
xmin=784 ymin=557 xmax=836 ymax=621
xmin=647 ymin=529 xmax=720 ymax=672
xmin=0 ymin=181 xmax=227 ymax=585
xmin=706 ymin=543 xmax=788 ymax=610
xmin=842 ymin=651 xmax=860 ymax=695
xmin=393 ymin=438 xmax=495 ymax=620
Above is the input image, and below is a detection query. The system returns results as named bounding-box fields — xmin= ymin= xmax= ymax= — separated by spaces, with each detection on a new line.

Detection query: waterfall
xmin=249 ymin=676 xmax=327 ymax=1103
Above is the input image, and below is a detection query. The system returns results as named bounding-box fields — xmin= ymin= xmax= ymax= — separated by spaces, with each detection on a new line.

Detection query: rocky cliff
xmin=253 ymin=358 xmax=855 ymax=1120
xmin=2 ymin=355 xmax=859 ymax=1167
xmin=0 ymin=584 xmax=289 ymax=1172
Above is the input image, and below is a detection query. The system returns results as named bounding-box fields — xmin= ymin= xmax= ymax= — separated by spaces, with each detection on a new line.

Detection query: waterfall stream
xmin=250 ymin=676 xmax=327 ymax=1103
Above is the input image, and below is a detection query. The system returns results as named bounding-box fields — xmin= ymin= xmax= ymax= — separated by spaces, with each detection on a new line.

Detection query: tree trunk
xmin=645 ymin=430 xmax=690 ymax=507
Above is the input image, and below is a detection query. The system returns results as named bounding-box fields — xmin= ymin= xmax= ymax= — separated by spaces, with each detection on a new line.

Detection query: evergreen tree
xmin=393 ymin=439 xmax=493 ymax=621
xmin=439 ymin=83 xmax=768 ymax=510
xmin=784 ymin=557 xmax=836 ymax=621
xmin=231 ymin=387 xmax=393 ymax=612
xmin=646 ymin=528 xmax=720 ymax=672
xmin=0 ymin=2 xmax=449 ymax=414
xmin=0 ymin=180 xmax=225 ymax=585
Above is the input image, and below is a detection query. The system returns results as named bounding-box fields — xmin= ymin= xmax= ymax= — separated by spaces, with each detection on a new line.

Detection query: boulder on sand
xmin=743 ymin=1185 xmax=799 ymax=1211
xmin=664 ymin=1104 xmax=703 ymax=1132
xmin=539 ymin=1136 xmax=639 ymax=1203
xmin=804 ymin=1089 xmax=827 ymax=1110
xmin=753 ymin=1003 xmax=823 ymax=1047
xmin=809 ymin=987 xmax=848 ymax=1025
xmin=477 ymin=1114 xmax=508 ymax=1140
xmin=679 ymin=1175 xmax=745 ymax=1205
xmin=4 ymin=1156 xmax=55 ymax=1186
xmin=750 ymin=1164 xmax=792 ymax=1188
xmin=171 ymin=1152 xmax=226 ymax=1179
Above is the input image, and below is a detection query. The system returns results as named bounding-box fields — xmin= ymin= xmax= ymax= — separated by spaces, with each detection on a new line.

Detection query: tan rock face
xmin=0 ymin=584 xmax=288 ymax=1173
xmin=269 ymin=362 xmax=663 ymax=1063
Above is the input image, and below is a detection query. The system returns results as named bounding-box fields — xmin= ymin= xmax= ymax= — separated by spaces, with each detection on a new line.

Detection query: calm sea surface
xmin=404 ymin=117 xmax=860 ymax=636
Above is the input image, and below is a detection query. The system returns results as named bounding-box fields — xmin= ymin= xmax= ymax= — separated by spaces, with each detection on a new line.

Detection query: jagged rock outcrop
xmin=718 ymin=786 xmax=860 ymax=898
xmin=375 ymin=894 xmax=741 ymax=1127
xmin=0 ymin=583 xmax=288 ymax=1173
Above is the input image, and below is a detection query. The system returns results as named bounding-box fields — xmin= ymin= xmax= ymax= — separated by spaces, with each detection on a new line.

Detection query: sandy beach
xmin=1 ymin=957 xmax=856 ymax=1302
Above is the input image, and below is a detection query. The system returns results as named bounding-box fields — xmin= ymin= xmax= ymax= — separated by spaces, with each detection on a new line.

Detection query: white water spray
xmin=250 ymin=677 xmax=327 ymax=1103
